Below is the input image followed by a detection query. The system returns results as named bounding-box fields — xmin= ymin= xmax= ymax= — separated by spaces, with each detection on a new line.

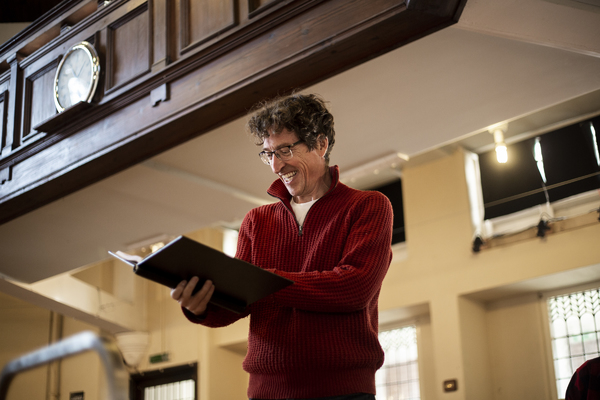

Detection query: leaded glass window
xmin=144 ymin=379 xmax=195 ymax=400
xmin=548 ymin=288 xmax=600 ymax=397
xmin=376 ymin=325 xmax=420 ymax=400
xmin=130 ymin=363 xmax=197 ymax=400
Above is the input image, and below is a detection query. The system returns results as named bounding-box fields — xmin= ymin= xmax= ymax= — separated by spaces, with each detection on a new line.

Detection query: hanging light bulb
xmin=493 ymin=129 xmax=508 ymax=163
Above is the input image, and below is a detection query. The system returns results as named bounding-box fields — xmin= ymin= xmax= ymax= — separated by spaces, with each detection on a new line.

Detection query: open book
xmin=109 ymin=236 xmax=293 ymax=313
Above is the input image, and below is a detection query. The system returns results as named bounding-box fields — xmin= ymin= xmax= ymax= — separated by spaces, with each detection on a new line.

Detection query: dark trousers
xmin=251 ymin=393 xmax=376 ymax=400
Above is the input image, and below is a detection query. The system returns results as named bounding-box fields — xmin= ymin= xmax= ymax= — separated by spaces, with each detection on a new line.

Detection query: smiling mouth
xmin=280 ymin=171 xmax=297 ymax=183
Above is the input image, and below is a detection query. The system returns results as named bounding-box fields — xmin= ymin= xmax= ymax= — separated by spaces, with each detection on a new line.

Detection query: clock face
xmin=54 ymin=42 xmax=100 ymax=112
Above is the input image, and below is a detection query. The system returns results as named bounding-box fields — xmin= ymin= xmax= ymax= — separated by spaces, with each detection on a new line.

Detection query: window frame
xmin=129 ymin=363 xmax=198 ymax=400
xmin=377 ymin=319 xmax=426 ymax=400
xmin=539 ymin=281 xmax=600 ymax=400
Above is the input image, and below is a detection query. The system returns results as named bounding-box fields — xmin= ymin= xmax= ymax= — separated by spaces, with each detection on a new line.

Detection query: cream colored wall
xmin=458 ymin=297 xmax=493 ymax=399
xmin=379 ymin=147 xmax=600 ymax=399
xmin=415 ymin=316 xmax=437 ymax=400
xmin=0 ymin=23 xmax=29 ymax=46
xmin=484 ymin=294 xmax=554 ymax=399
xmin=59 ymin=319 xmax=103 ymax=400
xmin=0 ymin=294 xmax=51 ymax=400
xmin=0 ymin=292 xmax=103 ymax=400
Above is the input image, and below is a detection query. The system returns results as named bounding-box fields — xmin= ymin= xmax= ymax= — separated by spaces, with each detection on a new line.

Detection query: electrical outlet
xmin=443 ymin=379 xmax=458 ymax=392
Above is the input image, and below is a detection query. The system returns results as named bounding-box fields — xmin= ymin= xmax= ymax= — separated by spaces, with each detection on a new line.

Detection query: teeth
xmin=281 ymin=171 xmax=296 ymax=183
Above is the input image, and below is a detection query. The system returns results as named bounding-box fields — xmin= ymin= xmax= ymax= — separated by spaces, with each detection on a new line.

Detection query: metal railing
xmin=0 ymin=331 xmax=128 ymax=400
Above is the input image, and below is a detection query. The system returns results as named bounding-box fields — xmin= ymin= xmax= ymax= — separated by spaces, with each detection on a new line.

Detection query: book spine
xmin=133 ymin=265 xmax=181 ymax=289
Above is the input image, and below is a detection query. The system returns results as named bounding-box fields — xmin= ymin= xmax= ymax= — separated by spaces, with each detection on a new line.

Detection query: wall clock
xmin=54 ymin=41 xmax=100 ymax=112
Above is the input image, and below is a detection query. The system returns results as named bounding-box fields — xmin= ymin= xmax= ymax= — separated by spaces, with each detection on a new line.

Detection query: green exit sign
xmin=149 ymin=352 xmax=169 ymax=364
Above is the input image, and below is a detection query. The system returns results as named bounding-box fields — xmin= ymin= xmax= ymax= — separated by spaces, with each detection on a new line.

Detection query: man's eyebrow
xmin=263 ymin=142 xmax=294 ymax=151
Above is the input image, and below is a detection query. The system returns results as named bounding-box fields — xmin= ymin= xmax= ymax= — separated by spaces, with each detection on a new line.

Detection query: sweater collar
xmin=267 ymin=165 xmax=340 ymax=203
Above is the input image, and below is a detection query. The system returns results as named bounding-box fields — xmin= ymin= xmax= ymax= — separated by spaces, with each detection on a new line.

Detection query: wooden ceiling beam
xmin=0 ymin=0 xmax=466 ymax=224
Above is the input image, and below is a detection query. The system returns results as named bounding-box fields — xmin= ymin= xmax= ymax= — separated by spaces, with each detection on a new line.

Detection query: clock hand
xmin=75 ymin=62 xmax=85 ymax=78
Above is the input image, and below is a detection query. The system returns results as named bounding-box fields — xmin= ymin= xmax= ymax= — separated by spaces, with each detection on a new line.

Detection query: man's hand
xmin=170 ymin=277 xmax=215 ymax=316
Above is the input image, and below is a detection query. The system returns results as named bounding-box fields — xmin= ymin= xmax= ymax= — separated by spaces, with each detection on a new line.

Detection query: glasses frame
xmin=258 ymin=140 xmax=304 ymax=165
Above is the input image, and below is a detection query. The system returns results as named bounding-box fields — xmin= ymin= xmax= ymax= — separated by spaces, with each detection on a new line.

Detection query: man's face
xmin=263 ymin=128 xmax=327 ymax=203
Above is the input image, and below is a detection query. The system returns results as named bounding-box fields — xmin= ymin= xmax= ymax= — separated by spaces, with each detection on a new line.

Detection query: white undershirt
xmin=290 ymin=198 xmax=318 ymax=227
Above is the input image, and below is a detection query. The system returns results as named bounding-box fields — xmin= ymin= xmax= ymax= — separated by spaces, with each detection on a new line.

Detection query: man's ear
xmin=318 ymin=136 xmax=328 ymax=155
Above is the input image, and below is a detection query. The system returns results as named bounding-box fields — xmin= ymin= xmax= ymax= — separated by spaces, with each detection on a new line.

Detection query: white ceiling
xmin=1 ymin=0 xmax=600 ymax=283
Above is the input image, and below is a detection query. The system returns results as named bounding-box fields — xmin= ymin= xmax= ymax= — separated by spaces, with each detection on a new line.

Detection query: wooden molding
xmin=0 ymin=91 xmax=8 ymax=151
xmin=33 ymin=101 xmax=94 ymax=133
xmin=248 ymin=0 xmax=285 ymax=19
xmin=2 ymin=54 xmax=24 ymax=157
xmin=0 ymin=165 xmax=12 ymax=185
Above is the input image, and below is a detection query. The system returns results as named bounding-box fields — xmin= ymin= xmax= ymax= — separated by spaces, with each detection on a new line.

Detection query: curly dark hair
xmin=246 ymin=93 xmax=335 ymax=163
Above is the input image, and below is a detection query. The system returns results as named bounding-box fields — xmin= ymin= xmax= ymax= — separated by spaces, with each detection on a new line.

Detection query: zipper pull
xmin=298 ymin=224 xmax=303 ymax=236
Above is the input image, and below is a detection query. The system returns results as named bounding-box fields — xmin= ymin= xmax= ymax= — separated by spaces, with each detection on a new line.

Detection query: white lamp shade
xmin=115 ymin=331 xmax=150 ymax=367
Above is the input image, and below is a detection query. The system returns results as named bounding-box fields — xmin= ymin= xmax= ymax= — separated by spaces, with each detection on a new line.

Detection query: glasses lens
xmin=259 ymin=152 xmax=272 ymax=165
xmin=278 ymin=147 xmax=293 ymax=160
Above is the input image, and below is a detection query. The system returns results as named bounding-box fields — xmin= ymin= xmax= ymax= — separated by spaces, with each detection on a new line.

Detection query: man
xmin=565 ymin=357 xmax=600 ymax=400
xmin=171 ymin=93 xmax=393 ymax=400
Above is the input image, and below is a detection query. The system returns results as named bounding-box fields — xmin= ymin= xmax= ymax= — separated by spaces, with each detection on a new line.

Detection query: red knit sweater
xmin=185 ymin=166 xmax=393 ymax=399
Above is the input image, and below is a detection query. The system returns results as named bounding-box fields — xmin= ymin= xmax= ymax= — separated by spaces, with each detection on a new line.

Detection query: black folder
xmin=109 ymin=235 xmax=293 ymax=314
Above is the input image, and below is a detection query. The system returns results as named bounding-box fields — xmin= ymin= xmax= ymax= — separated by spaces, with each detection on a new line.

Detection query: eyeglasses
xmin=258 ymin=140 xmax=304 ymax=165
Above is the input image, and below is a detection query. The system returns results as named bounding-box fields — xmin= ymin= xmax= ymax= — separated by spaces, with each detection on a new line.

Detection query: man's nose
xmin=271 ymin=155 xmax=284 ymax=174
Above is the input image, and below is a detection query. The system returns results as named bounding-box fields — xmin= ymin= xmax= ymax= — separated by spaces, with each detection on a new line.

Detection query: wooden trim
xmin=248 ymin=0 xmax=285 ymax=19
xmin=179 ymin=0 xmax=190 ymax=52
xmin=14 ymin=0 xmax=127 ymax=70
xmin=0 ymin=0 xmax=91 ymax=55
xmin=0 ymin=70 xmax=10 ymax=86
xmin=150 ymin=0 xmax=171 ymax=70
xmin=0 ymin=91 xmax=8 ymax=150
xmin=34 ymin=101 xmax=94 ymax=133
xmin=0 ymin=165 xmax=12 ymax=186
xmin=1 ymin=54 xmax=24 ymax=158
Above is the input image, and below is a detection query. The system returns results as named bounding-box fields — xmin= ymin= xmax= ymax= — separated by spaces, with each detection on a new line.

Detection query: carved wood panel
xmin=107 ymin=3 xmax=151 ymax=91
xmin=181 ymin=0 xmax=237 ymax=53
xmin=23 ymin=61 xmax=58 ymax=139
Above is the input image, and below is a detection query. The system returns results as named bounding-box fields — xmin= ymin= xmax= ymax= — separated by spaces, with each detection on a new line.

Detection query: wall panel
xmin=107 ymin=4 xmax=151 ymax=90
xmin=181 ymin=0 xmax=237 ymax=52
xmin=26 ymin=64 xmax=58 ymax=136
